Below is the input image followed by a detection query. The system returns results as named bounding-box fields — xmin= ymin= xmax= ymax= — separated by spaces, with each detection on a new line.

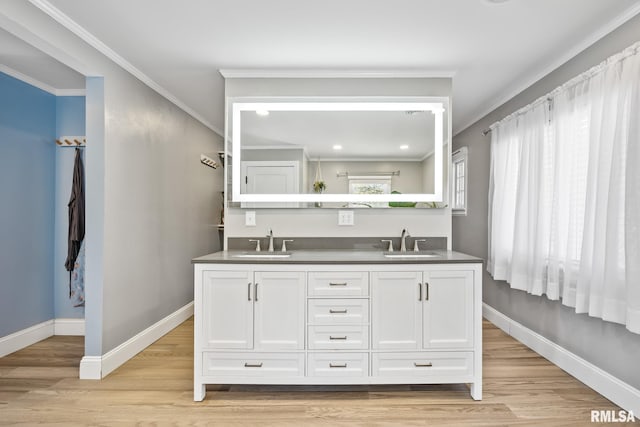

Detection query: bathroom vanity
xmin=192 ymin=250 xmax=482 ymax=401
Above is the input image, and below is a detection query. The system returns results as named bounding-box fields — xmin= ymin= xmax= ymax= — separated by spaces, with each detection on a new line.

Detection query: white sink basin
xmin=232 ymin=252 xmax=292 ymax=258
xmin=383 ymin=252 xmax=439 ymax=258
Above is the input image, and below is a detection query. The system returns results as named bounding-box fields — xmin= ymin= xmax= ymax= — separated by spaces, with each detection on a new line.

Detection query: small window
xmin=452 ymin=147 xmax=468 ymax=215
xmin=348 ymin=176 xmax=391 ymax=208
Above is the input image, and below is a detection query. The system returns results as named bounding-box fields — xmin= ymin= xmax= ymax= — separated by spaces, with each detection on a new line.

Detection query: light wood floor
xmin=0 ymin=319 xmax=635 ymax=426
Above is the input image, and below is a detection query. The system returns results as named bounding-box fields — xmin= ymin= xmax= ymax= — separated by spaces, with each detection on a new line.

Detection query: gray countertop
xmin=192 ymin=249 xmax=483 ymax=265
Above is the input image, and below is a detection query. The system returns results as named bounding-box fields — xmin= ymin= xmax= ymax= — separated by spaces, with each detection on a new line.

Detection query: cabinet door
xmin=202 ymin=270 xmax=253 ymax=349
xmin=371 ymin=271 xmax=422 ymax=350
xmin=254 ymin=271 xmax=305 ymax=350
xmin=423 ymin=270 xmax=474 ymax=349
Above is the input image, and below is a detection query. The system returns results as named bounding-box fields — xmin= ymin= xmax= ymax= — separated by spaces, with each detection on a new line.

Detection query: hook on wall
xmin=200 ymin=154 xmax=219 ymax=169
xmin=56 ymin=136 xmax=86 ymax=147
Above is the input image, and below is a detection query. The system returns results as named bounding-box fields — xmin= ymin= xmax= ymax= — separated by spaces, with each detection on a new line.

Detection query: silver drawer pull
xmin=329 ymin=336 xmax=348 ymax=340
xmin=244 ymin=362 xmax=263 ymax=368
xmin=329 ymin=363 xmax=348 ymax=368
xmin=414 ymin=362 xmax=433 ymax=367
xmin=329 ymin=282 xmax=347 ymax=286
xmin=329 ymin=309 xmax=348 ymax=314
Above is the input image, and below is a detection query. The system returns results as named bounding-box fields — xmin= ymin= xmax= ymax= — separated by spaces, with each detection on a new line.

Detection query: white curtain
xmin=488 ymin=41 xmax=640 ymax=334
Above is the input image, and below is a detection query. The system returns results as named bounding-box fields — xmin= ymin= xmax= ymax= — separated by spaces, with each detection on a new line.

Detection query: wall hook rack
xmin=200 ymin=154 xmax=219 ymax=169
xmin=56 ymin=136 xmax=86 ymax=147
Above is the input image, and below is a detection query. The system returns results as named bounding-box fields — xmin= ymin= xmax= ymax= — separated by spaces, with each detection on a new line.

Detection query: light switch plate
xmin=338 ymin=210 xmax=354 ymax=226
xmin=245 ymin=211 xmax=256 ymax=226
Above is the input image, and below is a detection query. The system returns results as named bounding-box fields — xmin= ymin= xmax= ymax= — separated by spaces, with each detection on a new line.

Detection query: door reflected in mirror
xmin=228 ymin=97 xmax=449 ymax=207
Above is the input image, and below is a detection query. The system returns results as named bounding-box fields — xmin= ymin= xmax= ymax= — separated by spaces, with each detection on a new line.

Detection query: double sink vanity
xmin=193 ymin=89 xmax=482 ymax=401
xmin=192 ymin=247 xmax=483 ymax=402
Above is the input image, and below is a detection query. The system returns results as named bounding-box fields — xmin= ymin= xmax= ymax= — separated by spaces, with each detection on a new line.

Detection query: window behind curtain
xmin=487 ymin=41 xmax=640 ymax=334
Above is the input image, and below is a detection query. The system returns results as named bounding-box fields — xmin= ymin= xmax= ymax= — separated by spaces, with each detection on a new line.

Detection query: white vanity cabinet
xmin=371 ymin=269 xmax=474 ymax=350
xmin=200 ymin=270 xmax=305 ymax=351
xmin=193 ymin=259 xmax=482 ymax=402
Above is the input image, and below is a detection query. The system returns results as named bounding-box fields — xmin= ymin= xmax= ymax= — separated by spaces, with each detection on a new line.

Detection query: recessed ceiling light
xmin=256 ymin=110 xmax=269 ymax=116
xmin=400 ymin=145 xmax=409 ymax=150
xmin=484 ymin=0 xmax=510 ymax=4
xmin=333 ymin=145 xmax=342 ymax=150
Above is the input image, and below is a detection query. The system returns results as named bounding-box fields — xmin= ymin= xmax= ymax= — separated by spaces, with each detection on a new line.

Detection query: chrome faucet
xmin=267 ymin=229 xmax=275 ymax=252
xmin=281 ymin=239 xmax=294 ymax=252
xmin=400 ymin=228 xmax=410 ymax=252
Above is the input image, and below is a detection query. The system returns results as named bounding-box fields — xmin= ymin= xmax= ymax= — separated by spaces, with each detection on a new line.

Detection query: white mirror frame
xmin=230 ymin=97 xmax=446 ymax=204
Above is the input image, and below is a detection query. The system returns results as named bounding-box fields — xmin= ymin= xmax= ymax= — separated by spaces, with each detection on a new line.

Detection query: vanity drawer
xmin=307 ymin=272 xmax=369 ymax=297
xmin=307 ymin=298 xmax=369 ymax=325
xmin=202 ymin=352 xmax=304 ymax=377
xmin=307 ymin=325 xmax=369 ymax=350
xmin=307 ymin=352 xmax=369 ymax=377
xmin=371 ymin=352 xmax=473 ymax=378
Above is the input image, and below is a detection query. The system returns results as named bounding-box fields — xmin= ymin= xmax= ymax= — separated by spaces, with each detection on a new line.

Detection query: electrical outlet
xmin=338 ymin=210 xmax=354 ymax=226
xmin=245 ymin=211 xmax=256 ymax=226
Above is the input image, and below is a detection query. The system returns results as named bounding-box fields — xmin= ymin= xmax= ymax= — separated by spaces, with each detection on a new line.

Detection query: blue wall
xmin=54 ymin=96 xmax=86 ymax=319
xmin=0 ymin=72 xmax=56 ymax=336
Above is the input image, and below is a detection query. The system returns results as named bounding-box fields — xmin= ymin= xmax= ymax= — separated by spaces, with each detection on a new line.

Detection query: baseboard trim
xmin=79 ymin=356 xmax=102 ymax=379
xmin=54 ymin=318 xmax=85 ymax=336
xmin=79 ymin=302 xmax=194 ymax=379
xmin=0 ymin=320 xmax=54 ymax=358
xmin=483 ymin=303 xmax=640 ymax=416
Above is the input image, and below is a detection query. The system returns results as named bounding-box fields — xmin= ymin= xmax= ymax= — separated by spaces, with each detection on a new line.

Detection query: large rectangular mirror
xmin=227 ymin=96 xmax=449 ymax=207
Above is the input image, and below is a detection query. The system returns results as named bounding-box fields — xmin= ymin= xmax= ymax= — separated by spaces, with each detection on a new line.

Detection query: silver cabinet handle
xmin=329 ymin=336 xmax=348 ymax=340
xmin=418 ymin=283 xmax=422 ymax=301
xmin=329 ymin=282 xmax=347 ymax=286
xmin=425 ymin=282 xmax=429 ymax=301
xmin=329 ymin=309 xmax=348 ymax=314
xmin=255 ymin=282 xmax=259 ymax=302
xmin=329 ymin=363 xmax=347 ymax=368
xmin=414 ymin=362 xmax=433 ymax=367
xmin=244 ymin=362 xmax=263 ymax=368
xmin=247 ymin=283 xmax=251 ymax=301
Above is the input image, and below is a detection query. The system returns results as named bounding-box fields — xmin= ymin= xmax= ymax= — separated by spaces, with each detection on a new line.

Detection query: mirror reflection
xmin=229 ymin=98 xmax=449 ymax=207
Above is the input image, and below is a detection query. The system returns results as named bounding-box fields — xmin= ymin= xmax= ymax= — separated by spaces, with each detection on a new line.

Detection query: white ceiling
xmin=19 ymin=0 xmax=640 ymax=134
xmin=241 ymin=109 xmax=441 ymax=160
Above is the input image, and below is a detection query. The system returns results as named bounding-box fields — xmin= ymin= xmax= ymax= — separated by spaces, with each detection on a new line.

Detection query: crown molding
xmin=0 ymin=64 xmax=86 ymax=96
xmin=1 ymin=64 xmax=57 ymax=94
xmin=56 ymin=88 xmax=86 ymax=96
xmin=454 ymin=1 xmax=640 ymax=135
xmin=219 ymin=69 xmax=456 ymax=79
xmin=29 ymin=0 xmax=222 ymax=136
xmin=0 ymin=64 xmax=85 ymax=96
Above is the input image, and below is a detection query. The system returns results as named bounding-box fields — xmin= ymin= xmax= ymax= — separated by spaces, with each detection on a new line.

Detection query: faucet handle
xmin=281 ymin=239 xmax=294 ymax=252
xmin=381 ymin=239 xmax=394 ymax=252
xmin=413 ymin=239 xmax=427 ymax=252
xmin=249 ymin=239 xmax=261 ymax=252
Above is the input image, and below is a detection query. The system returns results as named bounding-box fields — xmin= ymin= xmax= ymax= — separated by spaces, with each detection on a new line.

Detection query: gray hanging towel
xmin=65 ymin=148 xmax=85 ymax=296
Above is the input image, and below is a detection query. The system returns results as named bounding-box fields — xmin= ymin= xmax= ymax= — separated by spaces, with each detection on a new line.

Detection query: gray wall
xmin=311 ymin=160 xmax=427 ymax=194
xmin=1 ymin=2 xmax=224 ymax=356
xmin=452 ymin=13 xmax=640 ymax=389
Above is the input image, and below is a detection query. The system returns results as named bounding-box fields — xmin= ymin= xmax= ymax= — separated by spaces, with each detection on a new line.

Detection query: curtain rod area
xmin=336 ymin=170 xmax=400 ymax=178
